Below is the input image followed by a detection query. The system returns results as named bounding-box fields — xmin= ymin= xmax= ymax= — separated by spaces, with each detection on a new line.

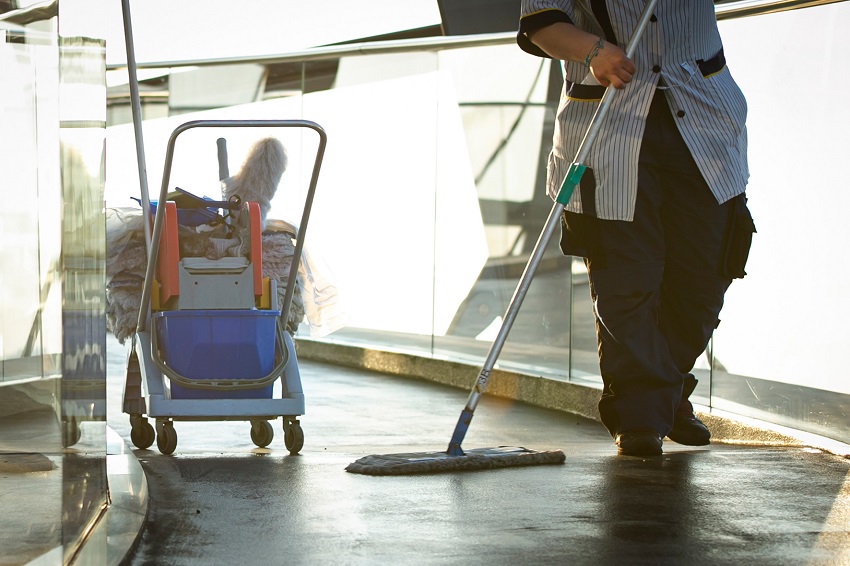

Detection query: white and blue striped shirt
xmin=519 ymin=0 xmax=749 ymax=221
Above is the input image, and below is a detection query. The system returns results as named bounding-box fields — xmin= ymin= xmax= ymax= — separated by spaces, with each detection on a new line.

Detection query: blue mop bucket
xmin=153 ymin=309 xmax=280 ymax=399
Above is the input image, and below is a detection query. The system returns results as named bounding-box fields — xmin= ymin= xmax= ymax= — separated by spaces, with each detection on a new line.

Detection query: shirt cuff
xmin=517 ymin=9 xmax=574 ymax=58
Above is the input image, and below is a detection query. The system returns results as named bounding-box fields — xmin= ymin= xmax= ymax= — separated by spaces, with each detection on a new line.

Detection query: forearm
xmin=527 ymin=21 xmax=636 ymax=89
xmin=527 ymin=21 xmax=601 ymax=65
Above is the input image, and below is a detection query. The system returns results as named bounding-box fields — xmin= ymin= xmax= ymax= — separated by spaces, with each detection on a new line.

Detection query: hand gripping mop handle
xmin=446 ymin=0 xmax=659 ymax=456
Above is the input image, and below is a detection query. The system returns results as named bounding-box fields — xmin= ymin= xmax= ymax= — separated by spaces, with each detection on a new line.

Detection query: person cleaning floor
xmin=517 ymin=0 xmax=756 ymax=456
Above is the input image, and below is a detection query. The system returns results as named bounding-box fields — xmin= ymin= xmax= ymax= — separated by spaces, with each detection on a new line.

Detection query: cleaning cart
xmin=121 ymin=120 xmax=327 ymax=455
xmin=117 ymin=1 xmax=326 ymax=456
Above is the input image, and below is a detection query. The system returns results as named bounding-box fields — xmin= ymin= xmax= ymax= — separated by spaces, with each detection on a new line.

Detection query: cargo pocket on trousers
xmin=558 ymin=167 xmax=600 ymax=259
xmin=559 ymin=208 xmax=603 ymax=263
xmin=719 ymin=194 xmax=756 ymax=279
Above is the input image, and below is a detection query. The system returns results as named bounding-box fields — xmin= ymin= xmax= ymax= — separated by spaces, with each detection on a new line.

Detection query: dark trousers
xmin=560 ymin=90 xmax=736 ymax=438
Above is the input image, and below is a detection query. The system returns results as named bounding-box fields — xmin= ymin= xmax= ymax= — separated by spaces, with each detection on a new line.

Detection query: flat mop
xmin=346 ymin=0 xmax=659 ymax=475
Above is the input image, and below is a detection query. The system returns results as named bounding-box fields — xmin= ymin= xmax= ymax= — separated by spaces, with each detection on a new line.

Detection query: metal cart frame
xmin=119 ymin=1 xmax=326 ymax=455
xmin=123 ymin=119 xmax=326 ymax=455
xmin=123 ymin=120 xmax=327 ymax=460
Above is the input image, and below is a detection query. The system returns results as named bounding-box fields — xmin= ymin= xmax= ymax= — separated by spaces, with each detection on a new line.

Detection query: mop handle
xmin=121 ymin=0 xmax=155 ymax=334
xmin=447 ymin=0 xmax=660 ymax=456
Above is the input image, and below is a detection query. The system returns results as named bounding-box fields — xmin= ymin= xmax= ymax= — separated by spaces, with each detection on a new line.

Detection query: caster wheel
xmin=131 ymin=420 xmax=155 ymax=449
xmin=283 ymin=419 xmax=304 ymax=455
xmin=156 ymin=421 xmax=177 ymax=455
xmin=250 ymin=420 xmax=274 ymax=448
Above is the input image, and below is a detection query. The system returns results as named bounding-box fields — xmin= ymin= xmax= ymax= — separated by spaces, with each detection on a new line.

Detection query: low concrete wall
xmin=295 ymin=339 xmax=823 ymax=450
xmin=295 ymin=339 xmax=602 ymax=421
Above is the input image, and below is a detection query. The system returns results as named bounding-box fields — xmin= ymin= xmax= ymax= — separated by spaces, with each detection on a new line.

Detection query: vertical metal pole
xmin=446 ymin=0 xmax=659 ymax=455
xmin=120 ymin=0 xmax=154 ymax=332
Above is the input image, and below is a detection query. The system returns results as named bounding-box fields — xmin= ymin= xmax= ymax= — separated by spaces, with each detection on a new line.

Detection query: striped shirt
xmin=518 ymin=0 xmax=749 ymax=221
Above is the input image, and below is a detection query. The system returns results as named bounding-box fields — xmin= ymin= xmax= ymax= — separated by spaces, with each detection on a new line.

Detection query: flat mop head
xmin=345 ymin=446 xmax=566 ymax=476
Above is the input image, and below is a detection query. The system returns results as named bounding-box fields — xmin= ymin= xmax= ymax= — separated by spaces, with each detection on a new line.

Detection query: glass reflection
xmin=59 ymin=32 xmax=107 ymax=561
xmin=1 ymin=1 xmax=108 ymax=561
xmin=0 ymin=2 xmax=64 ymax=563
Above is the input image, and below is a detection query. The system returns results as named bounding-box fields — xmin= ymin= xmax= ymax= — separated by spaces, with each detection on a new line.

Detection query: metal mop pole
xmin=446 ymin=0 xmax=659 ymax=456
xmin=120 ymin=0 xmax=155 ymax=333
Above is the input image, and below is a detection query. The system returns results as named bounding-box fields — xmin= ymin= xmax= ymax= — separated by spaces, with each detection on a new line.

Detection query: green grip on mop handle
xmin=556 ymin=163 xmax=586 ymax=205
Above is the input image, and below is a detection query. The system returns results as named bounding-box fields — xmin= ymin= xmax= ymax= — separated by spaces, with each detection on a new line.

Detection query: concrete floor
xmin=103 ymin=337 xmax=850 ymax=566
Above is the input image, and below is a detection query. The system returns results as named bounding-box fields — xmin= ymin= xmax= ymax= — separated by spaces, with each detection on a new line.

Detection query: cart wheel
xmin=250 ymin=420 xmax=274 ymax=448
xmin=131 ymin=419 xmax=156 ymax=450
xmin=283 ymin=419 xmax=304 ymax=455
xmin=156 ymin=421 xmax=178 ymax=455
xmin=62 ymin=419 xmax=82 ymax=448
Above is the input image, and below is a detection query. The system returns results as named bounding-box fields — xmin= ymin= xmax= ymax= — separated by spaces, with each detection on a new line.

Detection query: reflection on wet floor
xmin=3 ymin=333 xmax=850 ymax=565
xmin=0 ymin=384 xmax=63 ymax=565
xmin=0 ymin=375 xmax=110 ymax=565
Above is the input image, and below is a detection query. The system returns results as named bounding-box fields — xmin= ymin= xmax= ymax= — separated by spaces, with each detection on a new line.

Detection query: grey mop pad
xmin=346 ymin=446 xmax=565 ymax=475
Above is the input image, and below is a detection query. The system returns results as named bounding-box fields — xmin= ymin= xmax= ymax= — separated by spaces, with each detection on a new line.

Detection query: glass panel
xmin=712 ymin=2 xmax=850 ymax=443
xmin=168 ymin=64 xmax=266 ymax=115
xmin=0 ymin=3 xmax=64 ymax=563
xmin=434 ymin=45 xmax=571 ymax=377
xmin=101 ymin=2 xmax=850 ymax=451
xmin=287 ymin=52 xmax=444 ymax=355
xmin=59 ymin=0 xmax=109 ymax=560
xmin=316 ymin=45 xmax=575 ymax=378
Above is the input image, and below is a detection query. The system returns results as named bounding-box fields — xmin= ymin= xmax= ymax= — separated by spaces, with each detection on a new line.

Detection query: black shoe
xmin=667 ymin=412 xmax=711 ymax=446
xmin=615 ymin=428 xmax=663 ymax=456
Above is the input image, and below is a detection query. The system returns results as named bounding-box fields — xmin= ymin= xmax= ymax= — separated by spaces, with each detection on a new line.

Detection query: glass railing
xmin=0 ymin=1 xmax=108 ymax=563
xmin=104 ymin=0 xmax=850 ymax=447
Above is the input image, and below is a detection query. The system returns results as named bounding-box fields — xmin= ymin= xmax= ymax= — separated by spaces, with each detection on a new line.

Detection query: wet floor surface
xmin=105 ymin=338 xmax=850 ymax=566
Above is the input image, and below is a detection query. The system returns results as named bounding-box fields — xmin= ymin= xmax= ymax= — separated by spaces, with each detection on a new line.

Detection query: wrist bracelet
xmin=583 ymin=37 xmax=604 ymax=67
